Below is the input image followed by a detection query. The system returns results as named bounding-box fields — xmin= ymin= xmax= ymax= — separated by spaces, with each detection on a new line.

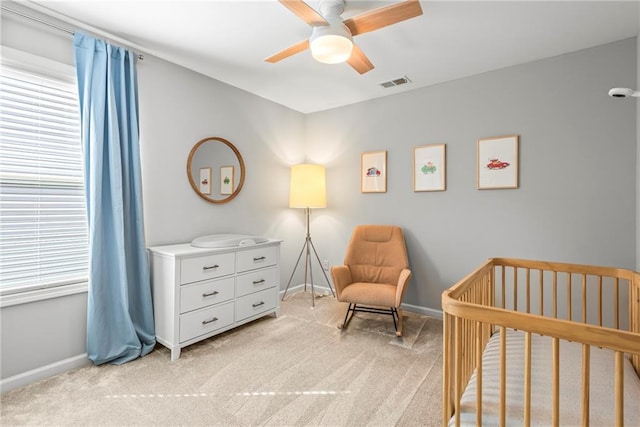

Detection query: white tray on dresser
xmin=148 ymin=236 xmax=281 ymax=361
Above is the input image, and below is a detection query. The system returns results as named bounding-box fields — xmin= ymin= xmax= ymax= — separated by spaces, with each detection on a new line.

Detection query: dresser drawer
xmin=236 ymin=287 xmax=277 ymax=321
xmin=180 ymin=301 xmax=234 ymax=343
xmin=236 ymin=267 xmax=277 ymax=298
xmin=180 ymin=277 xmax=235 ymax=314
xmin=180 ymin=252 xmax=235 ymax=284
xmin=237 ymin=246 xmax=277 ymax=273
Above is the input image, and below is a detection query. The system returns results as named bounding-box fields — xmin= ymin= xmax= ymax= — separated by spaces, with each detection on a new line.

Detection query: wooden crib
xmin=442 ymin=258 xmax=640 ymax=427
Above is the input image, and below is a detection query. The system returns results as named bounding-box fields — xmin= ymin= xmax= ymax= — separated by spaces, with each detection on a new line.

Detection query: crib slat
xmin=476 ymin=322 xmax=483 ymax=426
xmin=614 ymin=278 xmax=620 ymax=330
xmin=614 ymin=351 xmax=623 ymax=427
xmin=582 ymin=344 xmax=590 ymax=427
xmin=526 ymin=268 xmax=531 ymax=314
xmin=514 ymin=267 xmax=518 ymax=311
xmin=582 ymin=274 xmax=587 ymax=324
xmin=632 ymin=279 xmax=636 ymax=333
xmin=442 ymin=314 xmax=451 ymax=427
xmin=552 ymin=337 xmax=559 ymax=427
xmin=553 ymin=271 xmax=558 ymax=318
xmin=454 ymin=317 xmax=462 ymax=427
xmin=598 ymin=276 xmax=603 ymax=327
xmin=539 ymin=269 xmax=544 ymax=316
xmin=501 ymin=266 xmax=506 ymax=309
xmin=567 ymin=273 xmax=572 ymax=321
xmin=524 ymin=331 xmax=532 ymax=427
xmin=500 ymin=327 xmax=506 ymax=427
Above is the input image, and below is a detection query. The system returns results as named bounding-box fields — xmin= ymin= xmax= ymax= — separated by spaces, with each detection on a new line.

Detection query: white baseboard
xmin=280 ymin=283 xmax=334 ymax=298
xmin=280 ymin=284 xmax=443 ymax=320
xmin=0 ymin=353 xmax=90 ymax=393
xmin=401 ymin=302 xmax=443 ymax=320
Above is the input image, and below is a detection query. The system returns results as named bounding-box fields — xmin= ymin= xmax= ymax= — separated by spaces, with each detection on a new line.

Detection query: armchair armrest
xmin=330 ymin=265 xmax=352 ymax=298
xmin=395 ymin=269 xmax=412 ymax=307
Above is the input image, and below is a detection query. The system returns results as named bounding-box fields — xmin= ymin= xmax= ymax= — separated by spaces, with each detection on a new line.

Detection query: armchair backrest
xmin=344 ymin=225 xmax=409 ymax=285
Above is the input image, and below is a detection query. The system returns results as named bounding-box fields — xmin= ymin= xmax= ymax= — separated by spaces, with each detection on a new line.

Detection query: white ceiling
xmin=17 ymin=0 xmax=640 ymax=113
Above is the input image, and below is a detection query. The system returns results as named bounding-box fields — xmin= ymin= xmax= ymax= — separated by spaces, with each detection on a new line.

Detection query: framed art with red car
xmin=477 ymin=135 xmax=519 ymax=190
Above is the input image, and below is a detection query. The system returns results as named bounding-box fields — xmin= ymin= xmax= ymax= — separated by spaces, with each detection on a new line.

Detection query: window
xmin=0 ymin=48 xmax=87 ymax=298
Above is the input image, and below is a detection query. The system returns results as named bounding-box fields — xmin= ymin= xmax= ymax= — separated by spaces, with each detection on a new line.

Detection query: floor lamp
xmin=282 ymin=164 xmax=335 ymax=307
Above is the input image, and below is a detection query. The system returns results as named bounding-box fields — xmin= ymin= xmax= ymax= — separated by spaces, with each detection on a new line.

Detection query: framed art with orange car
xmin=477 ymin=135 xmax=519 ymax=189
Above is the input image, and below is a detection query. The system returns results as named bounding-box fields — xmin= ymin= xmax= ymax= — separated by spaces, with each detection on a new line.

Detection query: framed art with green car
xmin=414 ymin=144 xmax=445 ymax=192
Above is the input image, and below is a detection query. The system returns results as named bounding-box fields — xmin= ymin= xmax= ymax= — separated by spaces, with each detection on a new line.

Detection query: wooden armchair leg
xmin=396 ymin=308 xmax=404 ymax=337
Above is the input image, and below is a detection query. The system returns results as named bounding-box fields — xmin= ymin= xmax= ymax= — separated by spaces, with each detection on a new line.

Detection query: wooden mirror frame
xmin=186 ymin=136 xmax=246 ymax=204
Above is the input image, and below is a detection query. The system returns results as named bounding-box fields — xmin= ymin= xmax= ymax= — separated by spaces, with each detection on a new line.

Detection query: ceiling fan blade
xmin=347 ymin=44 xmax=374 ymax=74
xmin=265 ymin=39 xmax=310 ymax=63
xmin=278 ymin=0 xmax=329 ymax=27
xmin=344 ymin=0 xmax=423 ymax=37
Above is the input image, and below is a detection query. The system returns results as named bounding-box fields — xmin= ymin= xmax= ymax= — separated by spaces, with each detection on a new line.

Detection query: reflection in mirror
xmin=186 ymin=137 xmax=245 ymax=204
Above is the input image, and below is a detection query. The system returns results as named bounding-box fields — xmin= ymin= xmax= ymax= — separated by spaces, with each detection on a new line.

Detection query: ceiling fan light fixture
xmin=310 ymin=23 xmax=353 ymax=64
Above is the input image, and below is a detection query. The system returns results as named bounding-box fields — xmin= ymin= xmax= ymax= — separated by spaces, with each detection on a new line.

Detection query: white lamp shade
xmin=289 ymin=164 xmax=326 ymax=208
xmin=310 ymin=22 xmax=353 ymax=64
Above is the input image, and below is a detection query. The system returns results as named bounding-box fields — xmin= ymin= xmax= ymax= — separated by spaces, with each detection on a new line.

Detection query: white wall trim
xmin=279 ymin=283 xmax=334 ymax=300
xmin=0 ymin=282 xmax=88 ymax=308
xmin=401 ymin=302 xmax=443 ymax=320
xmin=0 ymin=353 xmax=90 ymax=393
xmin=280 ymin=283 xmax=443 ymax=319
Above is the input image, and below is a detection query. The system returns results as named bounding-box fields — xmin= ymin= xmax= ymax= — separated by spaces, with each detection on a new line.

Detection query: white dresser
xmin=148 ymin=239 xmax=281 ymax=361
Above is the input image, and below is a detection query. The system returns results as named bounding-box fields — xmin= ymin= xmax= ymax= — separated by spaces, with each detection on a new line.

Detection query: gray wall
xmin=1 ymin=7 xmax=637 ymax=389
xmin=305 ymin=38 xmax=637 ymax=311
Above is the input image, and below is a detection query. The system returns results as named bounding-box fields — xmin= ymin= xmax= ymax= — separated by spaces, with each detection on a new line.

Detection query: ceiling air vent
xmin=380 ymin=76 xmax=411 ymax=88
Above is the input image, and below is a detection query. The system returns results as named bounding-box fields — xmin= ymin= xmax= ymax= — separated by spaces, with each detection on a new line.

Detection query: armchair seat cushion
xmin=339 ymin=282 xmax=397 ymax=308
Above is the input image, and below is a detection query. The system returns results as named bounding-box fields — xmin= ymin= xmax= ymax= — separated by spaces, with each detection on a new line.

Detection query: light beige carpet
xmin=0 ymin=292 xmax=443 ymax=426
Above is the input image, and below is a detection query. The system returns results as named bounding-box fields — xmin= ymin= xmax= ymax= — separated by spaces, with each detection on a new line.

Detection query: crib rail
xmin=442 ymin=258 xmax=640 ymax=427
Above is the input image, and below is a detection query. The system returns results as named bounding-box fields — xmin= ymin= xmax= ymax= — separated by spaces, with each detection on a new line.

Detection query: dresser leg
xmin=171 ymin=347 xmax=181 ymax=361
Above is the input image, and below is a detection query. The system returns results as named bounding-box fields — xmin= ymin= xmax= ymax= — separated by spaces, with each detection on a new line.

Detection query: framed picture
xmin=199 ymin=167 xmax=211 ymax=195
xmin=220 ymin=166 xmax=234 ymax=195
xmin=414 ymin=144 xmax=446 ymax=192
xmin=477 ymin=135 xmax=519 ymax=189
xmin=361 ymin=150 xmax=387 ymax=193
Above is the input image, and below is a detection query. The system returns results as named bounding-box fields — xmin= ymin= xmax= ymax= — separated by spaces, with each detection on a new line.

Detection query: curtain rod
xmin=1 ymin=5 xmax=144 ymax=60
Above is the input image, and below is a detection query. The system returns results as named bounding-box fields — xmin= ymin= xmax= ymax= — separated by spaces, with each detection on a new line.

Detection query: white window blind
xmin=0 ymin=51 xmax=88 ymax=295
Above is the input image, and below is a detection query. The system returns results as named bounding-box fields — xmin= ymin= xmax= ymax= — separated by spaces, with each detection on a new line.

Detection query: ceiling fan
xmin=265 ymin=0 xmax=423 ymax=74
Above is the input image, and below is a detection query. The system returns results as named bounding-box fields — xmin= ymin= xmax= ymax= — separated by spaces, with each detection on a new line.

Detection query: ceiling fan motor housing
xmin=316 ymin=0 xmax=345 ymax=17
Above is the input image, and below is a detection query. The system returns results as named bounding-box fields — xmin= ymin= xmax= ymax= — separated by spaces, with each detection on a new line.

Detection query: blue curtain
xmin=74 ymin=32 xmax=155 ymax=365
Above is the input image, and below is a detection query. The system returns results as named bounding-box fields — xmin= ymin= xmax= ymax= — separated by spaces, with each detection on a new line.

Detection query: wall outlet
xmin=322 ymin=260 xmax=329 ymax=271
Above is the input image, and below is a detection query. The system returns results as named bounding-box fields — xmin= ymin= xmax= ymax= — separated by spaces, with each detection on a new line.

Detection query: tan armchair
xmin=331 ymin=225 xmax=412 ymax=336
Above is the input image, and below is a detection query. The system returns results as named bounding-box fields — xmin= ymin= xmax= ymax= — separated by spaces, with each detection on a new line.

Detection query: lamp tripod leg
xmin=281 ymin=239 xmax=308 ymax=301
xmin=308 ymin=238 xmax=335 ymax=297
xmin=306 ymin=236 xmax=315 ymax=307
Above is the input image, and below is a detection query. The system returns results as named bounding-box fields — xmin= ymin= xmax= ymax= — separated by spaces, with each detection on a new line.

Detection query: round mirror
xmin=187 ymin=136 xmax=245 ymax=204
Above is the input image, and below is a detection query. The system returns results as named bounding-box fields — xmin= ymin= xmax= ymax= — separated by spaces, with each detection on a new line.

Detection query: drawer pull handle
xmin=253 ymin=256 xmax=266 ymax=262
xmin=202 ymin=290 xmax=219 ymax=297
xmin=252 ymin=279 xmax=266 ymax=285
xmin=202 ymin=317 xmax=218 ymax=325
xmin=252 ymin=301 xmax=265 ymax=308
xmin=203 ymin=264 xmax=220 ymax=271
